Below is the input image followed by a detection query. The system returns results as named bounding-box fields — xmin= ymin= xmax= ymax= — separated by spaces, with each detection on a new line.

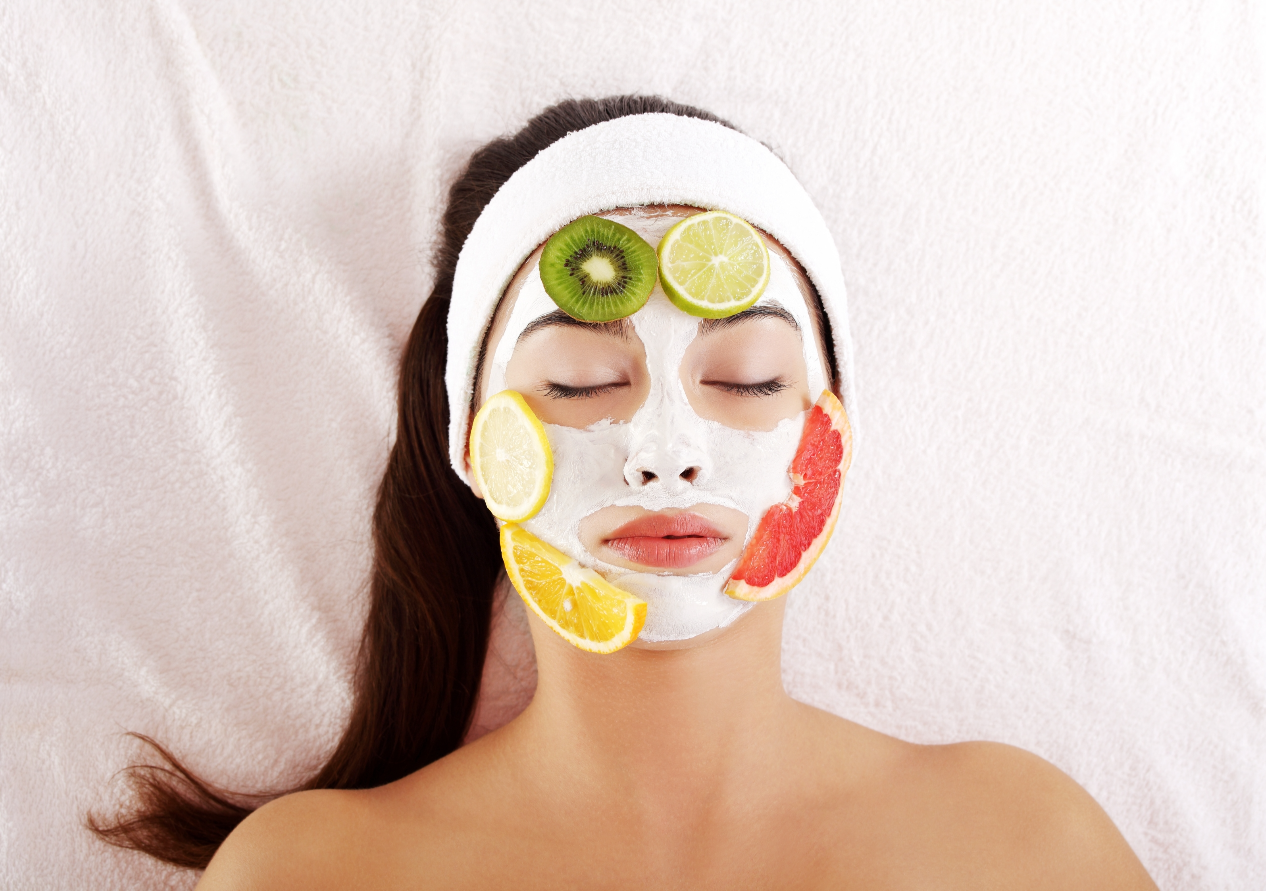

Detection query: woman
xmin=95 ymin=96 xmax=1157 ymax=888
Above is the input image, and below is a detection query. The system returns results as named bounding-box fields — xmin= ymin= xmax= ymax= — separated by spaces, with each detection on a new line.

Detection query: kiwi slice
xmin=539 ymin=216 xmax=658 ymax=322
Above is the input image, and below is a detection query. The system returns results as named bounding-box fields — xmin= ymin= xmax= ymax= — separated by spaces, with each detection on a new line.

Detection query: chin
xmin=627 ymin=621 xmax=737 ymax=650
xmin=612 ymin=568 xmax=754 ymax=645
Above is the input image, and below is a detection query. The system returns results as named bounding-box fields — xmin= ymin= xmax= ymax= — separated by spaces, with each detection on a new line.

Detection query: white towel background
xmin=2 ymin=2 xmax=1263 ymax=888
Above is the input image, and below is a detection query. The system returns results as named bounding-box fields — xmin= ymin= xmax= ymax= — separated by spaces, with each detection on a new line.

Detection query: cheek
xmin=685 ymin=387 xmax=807 ymax=433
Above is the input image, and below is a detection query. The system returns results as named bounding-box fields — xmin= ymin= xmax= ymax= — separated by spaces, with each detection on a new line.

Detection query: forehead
xmin=471 ymin=205 xmax=834 ymax=412
xmin=485 ymin=205 xmax=819 ymax=350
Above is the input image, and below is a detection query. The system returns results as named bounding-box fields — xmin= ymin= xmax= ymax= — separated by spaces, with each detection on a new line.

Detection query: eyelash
xmin=708 ymin=379 xmax=789 ymax=397
xmin=540 ymin=379 xmax=787 ymax=399
xmin=540 ymin=381 xmax=627 ymax=399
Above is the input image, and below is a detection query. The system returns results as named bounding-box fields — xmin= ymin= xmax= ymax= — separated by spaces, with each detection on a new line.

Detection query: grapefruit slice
xmin=724 ymin=390 xmax=853 ymax=602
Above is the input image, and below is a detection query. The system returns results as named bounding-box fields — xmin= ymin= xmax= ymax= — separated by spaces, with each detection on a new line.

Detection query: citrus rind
xmin=500 ymin=524 xmax=646 ymax=654
xmin=469 ymin=390 xmax=554 ymax=523
xmin=656 ymin=210 xmax=771 ymax=319
xmin=724 ymin=390 xmax=853 ymax=602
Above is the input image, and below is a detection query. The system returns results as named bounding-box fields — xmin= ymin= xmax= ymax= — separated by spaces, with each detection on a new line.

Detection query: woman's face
xmin=473 ymin=205 xmax=830 ymax=643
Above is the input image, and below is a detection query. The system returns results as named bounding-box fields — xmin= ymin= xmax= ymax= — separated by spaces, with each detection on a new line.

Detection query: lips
xmin=603 ymin=511 xmax=728 ymax=569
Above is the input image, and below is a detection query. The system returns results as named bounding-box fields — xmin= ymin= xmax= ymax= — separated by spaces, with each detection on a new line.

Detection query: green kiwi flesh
xmin=538 ymin=216 xmax=657 ymax=322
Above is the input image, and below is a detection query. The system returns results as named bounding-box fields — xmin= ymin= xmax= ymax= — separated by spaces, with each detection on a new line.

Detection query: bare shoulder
xmin=910 ymin=740 xmax=1158 ymax=890
xmin=196 ymin=788 xmax=374 ymax=891
xmin=193 ymin=748 xmax=504 ymax=890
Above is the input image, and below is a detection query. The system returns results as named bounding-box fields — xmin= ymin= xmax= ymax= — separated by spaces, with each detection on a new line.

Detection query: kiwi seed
xmin=538 ymin=216 xmax=657 ymax=322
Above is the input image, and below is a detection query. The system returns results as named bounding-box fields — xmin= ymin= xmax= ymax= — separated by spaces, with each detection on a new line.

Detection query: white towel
xmin=1 ymin=2 xmax=1262 ymax=888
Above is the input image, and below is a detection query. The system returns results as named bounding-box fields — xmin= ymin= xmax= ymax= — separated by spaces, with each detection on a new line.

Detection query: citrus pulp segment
xmin=469 ymin=390 xmax=553 ymax=522
xmin=500 ymin=524 xmax=646 ymax=653
xmin=724 ymin=390 xmax=853 ymax=602
xmin=656 ymin=210 xmax=771 ymax=318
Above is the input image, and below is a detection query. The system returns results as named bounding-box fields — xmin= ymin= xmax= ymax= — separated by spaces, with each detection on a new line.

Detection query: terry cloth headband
xmin=444 ymin=112 xmax=857 ymax=482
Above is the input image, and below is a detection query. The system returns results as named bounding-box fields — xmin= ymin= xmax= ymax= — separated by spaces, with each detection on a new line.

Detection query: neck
xmin=511 ymin=600 xmax=796 ymax=818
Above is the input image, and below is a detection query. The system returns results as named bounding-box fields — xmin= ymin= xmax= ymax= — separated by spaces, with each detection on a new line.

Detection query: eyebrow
xmin=516 ymin=309 xmax=634 ymax=344
xmin=697 ymin=303 xmax=800 ymax=334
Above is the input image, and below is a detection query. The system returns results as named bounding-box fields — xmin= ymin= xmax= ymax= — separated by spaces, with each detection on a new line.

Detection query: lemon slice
xmin=500 ymin=524 xmax=646 ymax=653
xmin=469 ymin=391 xmax=553 ymax=522
xmin=656 ymin=210 xmax=771 ymax=318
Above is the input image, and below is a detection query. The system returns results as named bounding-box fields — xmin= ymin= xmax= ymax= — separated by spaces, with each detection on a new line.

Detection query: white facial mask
xmin=487 ymin=210 xmax=827 ymax=643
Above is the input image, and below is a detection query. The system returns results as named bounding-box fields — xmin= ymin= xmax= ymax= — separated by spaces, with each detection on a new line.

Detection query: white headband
xmin=444 ymin=112 xmax=856 ymax=481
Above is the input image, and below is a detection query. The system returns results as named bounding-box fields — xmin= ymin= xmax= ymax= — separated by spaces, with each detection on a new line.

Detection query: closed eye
xmin=703 ymin=378 xmax=789 ymax=397
xmin=539 ymin=381 xmax=630 ymax=399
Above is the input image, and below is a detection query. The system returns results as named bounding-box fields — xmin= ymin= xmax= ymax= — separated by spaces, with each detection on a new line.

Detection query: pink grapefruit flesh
xmin=724 ymin=390 xmax=853 ymax=602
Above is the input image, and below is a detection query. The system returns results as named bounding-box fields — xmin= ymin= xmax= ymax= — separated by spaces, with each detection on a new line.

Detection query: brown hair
xmin=88 ymin=95 xmax=733 ymax=870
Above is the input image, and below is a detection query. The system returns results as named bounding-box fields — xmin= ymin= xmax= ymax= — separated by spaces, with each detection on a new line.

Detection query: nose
xmin=623 ymin=436 xmax=709 ymax=491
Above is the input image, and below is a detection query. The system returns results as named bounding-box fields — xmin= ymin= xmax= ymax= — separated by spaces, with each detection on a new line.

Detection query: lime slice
xmin=656 ymin=210 xmax=771 ymax=318
xmin=469 ymin=390 xmax=553 ymax=522
xmin=501 ymin=524 xmax=646 ymax=653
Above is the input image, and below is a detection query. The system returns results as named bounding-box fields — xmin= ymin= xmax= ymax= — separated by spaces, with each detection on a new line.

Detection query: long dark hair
xmin=88 ymin=95 xmax=731 ymax=870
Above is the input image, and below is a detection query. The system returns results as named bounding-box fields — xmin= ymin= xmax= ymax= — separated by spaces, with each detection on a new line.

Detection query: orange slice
xmin=500 ymin=524 xmax=646 ymax=653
